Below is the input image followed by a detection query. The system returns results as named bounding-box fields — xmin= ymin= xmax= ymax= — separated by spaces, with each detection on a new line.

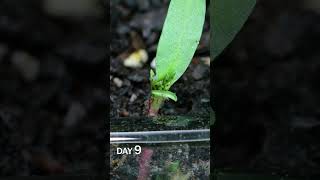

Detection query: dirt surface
xmin=111 ymin=143 xmax=210 ymax=179
xmin=212 ymin=0 xmax=320 ymax=177
xmin=0 ymin=0 xmax=106 ymax=176
xmin=110 ymin=0 xmax=210 ymax=118
xmin=110 ymin=115 xmax=210 ymax=179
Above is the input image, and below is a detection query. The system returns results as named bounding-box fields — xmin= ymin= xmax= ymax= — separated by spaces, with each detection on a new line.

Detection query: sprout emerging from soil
xmin=148 ymin=0 xmax=206 ymax=116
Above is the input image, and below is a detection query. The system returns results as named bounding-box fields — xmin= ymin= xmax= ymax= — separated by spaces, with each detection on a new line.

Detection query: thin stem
xmin=147 ymin=96 xmax=165 ymax=116
xmin=138 ymin=96 xmax=162 ymax=179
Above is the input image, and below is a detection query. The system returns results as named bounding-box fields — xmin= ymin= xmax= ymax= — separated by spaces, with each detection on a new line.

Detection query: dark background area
xmin=0 ymin=0 xmax=106 ymax=176
xmin=212 ymin=0 xmax=320 ymax=177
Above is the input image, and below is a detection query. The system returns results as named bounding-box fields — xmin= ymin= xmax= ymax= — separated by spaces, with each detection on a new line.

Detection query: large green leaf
xmin=152 ymin=0 xmax=206 ymax=91
xmin=210 ymin=0 xmax=256 ymax=60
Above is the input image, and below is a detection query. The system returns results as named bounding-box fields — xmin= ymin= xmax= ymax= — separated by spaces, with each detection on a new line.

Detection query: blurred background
xmin=110 ymin=0 xmax=210 ymax=118
xmin=0 ymin=0 xmax=106 ymax=176
xmin=212 ymin=0 xmax=320 ymax=177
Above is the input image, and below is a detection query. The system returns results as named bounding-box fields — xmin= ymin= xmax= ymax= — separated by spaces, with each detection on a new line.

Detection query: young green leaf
xmin=152 ymin=90 xmax=177 ymax=102
xmin=152 ymin=0 xmax=206 ymax=91
xmin=210 ymin=0 xmax=256 ymax=60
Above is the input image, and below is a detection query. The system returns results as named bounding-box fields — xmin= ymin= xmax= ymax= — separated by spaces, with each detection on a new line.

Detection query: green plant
xmin=148 ymin=0 xmax=206 ymax=116
xmin=148 ymin=0 xmax=256 ymax=116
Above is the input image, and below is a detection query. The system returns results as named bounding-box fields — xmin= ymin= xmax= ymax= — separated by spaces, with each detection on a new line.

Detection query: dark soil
xmin=110 ymin=0 xmax=210 ymax=118
xmin=110 ymin=116 xmax=210 ymax=179
xmin=0 ymin=0 xmax=106 ymax=176
xmin=212 ymin=0 xmax=320 ymax=177
xmin=111 ymin=143 xmax=210 ymax=179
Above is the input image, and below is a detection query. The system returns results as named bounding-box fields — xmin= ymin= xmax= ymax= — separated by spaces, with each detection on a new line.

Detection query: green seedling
xmin=148 ymin=0 xmax=206 ymax=116
xmin=148 ymin=0 xmax=256 ymax=116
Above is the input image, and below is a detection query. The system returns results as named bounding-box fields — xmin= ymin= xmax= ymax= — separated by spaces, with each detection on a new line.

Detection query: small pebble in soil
xmin=120 ymin=110 xmax=129 ymax=117
xmin=123 ymin=49 xmax=148 ymax=68
xmin=11 ymin=51 xmax=40 ymax=82
xmin=130 ymin=94 xmax=138 ymax=103
xmin=127 ymin=70 xmax=147 ymax=82
xmin=113 ymin=77 xmax=123 ymax=88
xmin=150 ymin=58 xmax=156 ymax=69
xmin=201 ymin=57 xmax=210 ymax=66
xmin=192 ymin=64 xmax=208 ymax=80
xmin=192 ymin=162 xmax=199 ymax=171
xmin=201 ymin=98 xmax=210 ymax=103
